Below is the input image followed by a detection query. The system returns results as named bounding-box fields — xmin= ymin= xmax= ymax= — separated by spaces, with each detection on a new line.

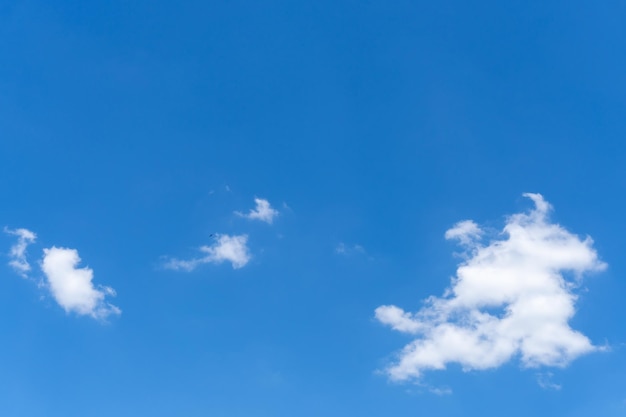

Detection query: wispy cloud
xmin=536 ymin=372 xmax=562 ymax=390
xmin=41 ymin=247 xmax=121 ymax=320
xmin=165 ymin=234 xmax=251 ymax=271
xmin=236 ymin=198 xmax=279 ymax=224
xmin=428 ymin=386 xmax=453 ymax=396
xmin=335 ymin=242 xmax=365 ymax=255
xmin=4 ymin=227 xmax=37 ymax=277
xmin=376 ymin=193 xmax=606 ymax=382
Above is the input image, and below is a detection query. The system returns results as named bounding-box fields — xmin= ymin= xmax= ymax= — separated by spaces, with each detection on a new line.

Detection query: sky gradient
xmin=1 ymin=1 xmax=625 ymax=416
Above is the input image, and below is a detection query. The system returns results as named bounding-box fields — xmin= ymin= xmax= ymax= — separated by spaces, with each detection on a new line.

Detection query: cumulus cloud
xmin=236 ymin=198 xmax=279 ymax=224
xmin=165 ymin=234 xmax=251 ymax=271
xmin=4 ymin=227 xmax=37 ymax=277
xmin=375 ymin=193 xmax=606 ymax=382
xmin=41 ymin=247 xmax=121 ymax=320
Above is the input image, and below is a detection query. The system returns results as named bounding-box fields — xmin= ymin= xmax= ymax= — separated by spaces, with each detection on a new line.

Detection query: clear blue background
xmin=1 ymin=1 xmax=625 ymax=415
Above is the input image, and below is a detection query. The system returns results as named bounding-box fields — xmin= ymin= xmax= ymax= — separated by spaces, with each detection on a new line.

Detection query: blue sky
xmin=1 ymin=1 xmax=625 ymax=415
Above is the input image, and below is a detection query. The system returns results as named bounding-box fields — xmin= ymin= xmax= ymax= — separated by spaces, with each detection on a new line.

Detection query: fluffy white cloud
xmin=4 ymin=227 xmax=37 ymax=277
xmin=375 ymin=193 xmax=606 ymax=382
xmin=444 ymin=220 xmax=482 ymax=246
xmin=41 ymin=247 xmax=121 ymax=320
xmin=236 ymin=198 xmax=279 ymax=224
xmin=165 ymin=234 xmax=251 ymax=271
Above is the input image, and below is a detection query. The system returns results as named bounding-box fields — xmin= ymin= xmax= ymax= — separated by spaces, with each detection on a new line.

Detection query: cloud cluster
xmin=5 ymin=196 xmax=276 ymax=317
xmin=4 ymin=228 xmax=120 ymax=320
xmin=376 ymin=193 xmax=606 ymax=381
xmin=165 ymin=234 xmax=251 ymax=271
xmin=166 ymin=197 xmax=280 ymax=272
xmin=236 ymin=198 xmax=279 ymax=224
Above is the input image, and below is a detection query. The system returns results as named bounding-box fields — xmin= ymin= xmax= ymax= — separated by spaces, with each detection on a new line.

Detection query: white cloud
xmin=335 ymin=242 xmax=365 ymax=255
xmin=41 ymin=247 xmax=121 ymax=320
xmin=4 ymin=227 xmax=37 ymax=277
xmin=236 ymin=198 xmax=279 ymax=224
xmin=165 ymin=234 xmax=251 ymax=271
xmin=536 ymin=372 xmax=562 ymax=390
xmin=444 ymin=220 xmax=482 ymax=246
xmin=375 ymin=193 xmax=606 ymax=382
xmin=376 ymin=305 xmax=424 ymax=333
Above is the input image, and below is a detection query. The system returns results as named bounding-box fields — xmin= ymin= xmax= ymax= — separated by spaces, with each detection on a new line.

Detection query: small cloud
xmin=236 ymin=198 xmax=279 ymax=224
xmin=335 ymin=242 xmax=365 ymax=255
xmin=376 ymin=193 xmax=606 ymax=382
xmin=225 ymin=185 xmax=231 ymax=192
xmin=4 ymin=227 xmax=37 ymax=277
xmin=335 ymin=242 xmax=347 ymax=254
xmin=536 ymin=372 xmax=562 ymax=390
xmin=41 ymin=247 xmax=121 ymax=320
xmin=165 ymin=234 xmax=251 ymax=271
xmin=444 ymin=220 xmax=482 ymax=247
xmin=428 ymin=386 xmax=453 ymax=396
xmin=376 ymin=305 xmax=423 ymax=333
